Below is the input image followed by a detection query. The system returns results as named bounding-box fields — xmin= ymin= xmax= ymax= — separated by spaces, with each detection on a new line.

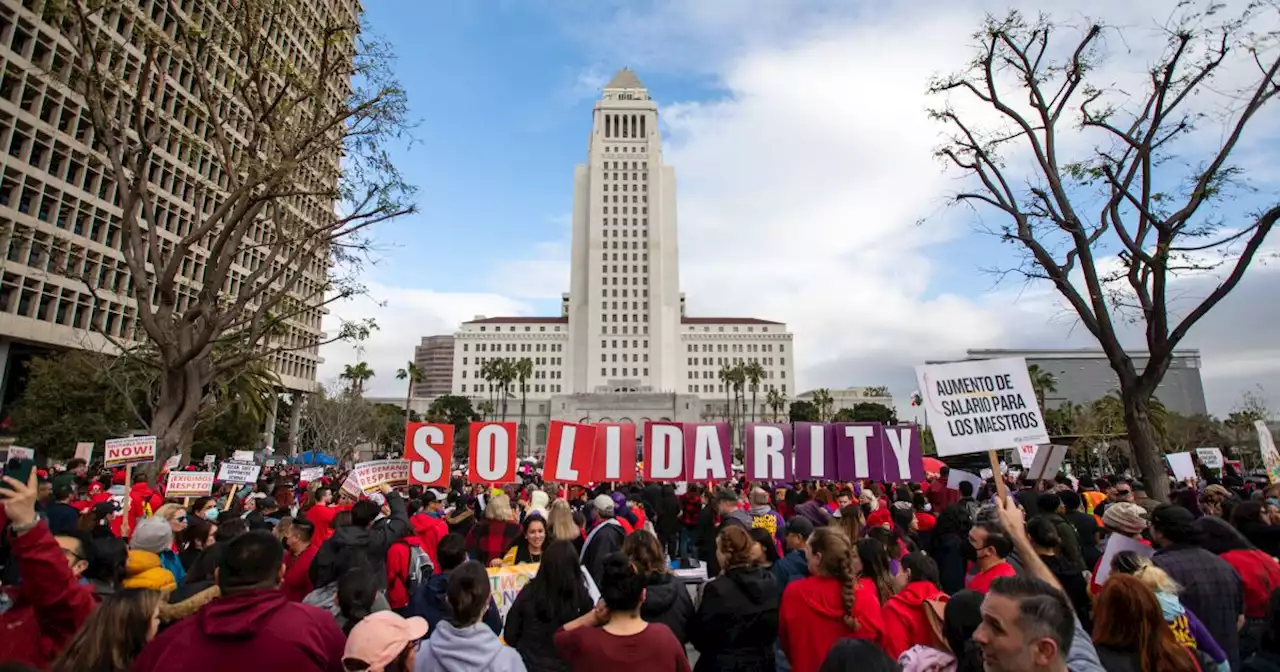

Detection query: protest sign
xmin=684 ymin=423 xmax=731 ymax=482
xmin=405 ymin=423 xmax=453 ymax=487
xmin=217 ymin=461 xmax=261 ymax=484
xmin=883 ymin=425 xmax=924 ymax=482
xmin=914 ymin=357 xmax=1048 ymax=457
xmin=1166 ymin=452 xmax=1196 ymax=484
xmin=232 ymin=450 xmax=255 ymax=463
xmin=265 ymin=459 xmax=276 ymax=468
xmin=352 ymin=459 xmax=410 ymax=492
xmin=543 ymin=421 xmax=597 ymax=484
xmin=166 ymin=471 xmax=214 ymax=498
xmin=1196 ymin=447 xmax=1224 ymax=470
xmin=1029 ymin=445 xmax=1069 ymax=481
xmin=487 ymin=564 xmax=539 ymax=621
xmin=643 ymin=422 xmax=685 ymax=481
xmin=340 ymin=471 xmax=361 ymax=499
xmin=74 ymin=443 xmax=93 ymax=462
xmin=590 ymin=423 xmax=636 ymax=482
xmin=1256 ymin=420 xmax=1279 ymax=484
xmin=162 ymin=454 xmax=180 ymax=472
xmin=947 ymin=469 xmax=983 ymax=493
xmin=104 ymin=436 xmax=157 ymax=468
xmin=1095 ymin=533 xmax=1155 ymax=586
xmin=794 ymin=423 xmax=835 ymax=480
xmin=6 ymin=446 xmax=33 ymax=461
xmin=745 ymin=424 xmax=792 ymax=481
xmin=834 ymin=423 xmax=885 ymax=481
xmin=1016 ymin=444 xmax=1038 ymax=469
xmin=468 ymin=423 xmax=517 ymax=483
xmin=299 ymin=466 xmax=324 ymax=482
xmin=203 ymin=454 xmax=216 ymax=466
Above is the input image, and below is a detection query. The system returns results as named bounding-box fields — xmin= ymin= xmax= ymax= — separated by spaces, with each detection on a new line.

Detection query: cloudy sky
xmin=322 ymin=0 xmax=1280 ymax=419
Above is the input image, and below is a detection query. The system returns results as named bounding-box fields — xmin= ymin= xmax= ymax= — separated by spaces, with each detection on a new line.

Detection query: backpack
xmin=922 ymin=594 xmax=952 ymax=652
xmin=393 ymin=540 xmax=433 ymax=596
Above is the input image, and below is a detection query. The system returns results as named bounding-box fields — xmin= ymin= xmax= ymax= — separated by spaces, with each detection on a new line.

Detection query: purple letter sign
xmin=834 ymin=423 xmax=885 ymax=481
xmin=793 ymin=423 xmax=835 ymax=480
xmin=882 ymin=424 xmax=923 ymax=483
xmin=745 ymin=423 xmax=792 ymax=482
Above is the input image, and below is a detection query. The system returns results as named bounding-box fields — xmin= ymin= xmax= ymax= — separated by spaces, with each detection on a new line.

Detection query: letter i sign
xmin=405 ymin=423 xmax=452 ymax=487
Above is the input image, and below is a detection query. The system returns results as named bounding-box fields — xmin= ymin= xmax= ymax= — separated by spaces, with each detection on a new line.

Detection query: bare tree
xmin=930 ymin=4 xmax=1280 ymax=500
xmin=39 ymin=0 xmax=413 ymax=461
xmin=299 ymin=384 xmax=375 ymax=463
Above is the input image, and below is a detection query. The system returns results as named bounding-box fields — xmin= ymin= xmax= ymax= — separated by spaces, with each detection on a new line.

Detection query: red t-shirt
xmin=1222 ymin=549 xmax=1280 ymax=618
xmin=554 ymin=623 xmax=691 ymax=672
xmin=281 ymin=543 xmax=319 ymax=601
xmin=967 ymin=561 xmax=1017 ymax=594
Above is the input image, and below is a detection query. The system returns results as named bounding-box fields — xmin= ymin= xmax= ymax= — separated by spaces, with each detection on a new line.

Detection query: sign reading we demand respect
xmin=915 ymin=356 xmax=1049 ymax=458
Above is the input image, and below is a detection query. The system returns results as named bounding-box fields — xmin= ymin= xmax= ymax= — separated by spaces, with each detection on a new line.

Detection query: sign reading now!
xmin=104 ymin=436 xmax=157 ymax=468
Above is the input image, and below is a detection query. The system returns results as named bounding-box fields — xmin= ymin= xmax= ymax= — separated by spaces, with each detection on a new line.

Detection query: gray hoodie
xmin=416 ymin=621 xmax=527 ymax=672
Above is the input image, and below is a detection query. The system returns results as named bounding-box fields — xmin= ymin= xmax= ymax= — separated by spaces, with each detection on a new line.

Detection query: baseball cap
xmin=785 ymin=517 xmax=814 ymax=539
xmin=343 ymin=611 xmax=429 ymax=671
xmin=592 ymin=494 xmax=615 ymax=512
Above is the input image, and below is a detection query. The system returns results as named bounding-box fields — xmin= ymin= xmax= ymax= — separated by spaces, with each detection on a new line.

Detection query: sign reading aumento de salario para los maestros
xmin=914 ymin=357 xmax=1048 ymax=457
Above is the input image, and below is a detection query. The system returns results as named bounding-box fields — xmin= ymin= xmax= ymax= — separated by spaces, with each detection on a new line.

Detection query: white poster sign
xmin=165 ymin=471 xmax=214 ymax=497
xmin=351 ymin=459 xmax=410 ymax=493
xmin=1166 ymin=452 xmax=1196 ymax=484
xmin=217 ymin=460 xmax=261 ymax=484
xmin=1016 ymin=444 xmax=1038 ymax=469
xmin=162 ymin=454 xmax=180 ymax=472
xmin=203 ymin=454 xmax=216 ymax=466
xmin=1095 ymin=532 xmax=1155 ymax=586
xmin=1256 ymin=420 xmax=1279 ymax=484
xmin=232 ymin=450 xmax=255 ymax=463
xmin=74 ymin=443 xmax=94 ymax=462
xmin=104 ymin=436 xmax=157 ymax=468
xmin=6 ymin=446 xmax=34 ymax=461
xmin=1029 ymin=444 xmax=1069 ymax=480
xmin=946 ymin=469 xmax=984 ymax=493
xmin=914 ymin=357 xmax=1048 ymax=457
xmin=1196 ymin=447 xmax=1224 ymax=470
xmin=299 ymin=467 xmax=325 ymax=482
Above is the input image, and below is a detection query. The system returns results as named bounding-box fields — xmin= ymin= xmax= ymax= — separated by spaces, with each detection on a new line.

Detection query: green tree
xmin=788 ymin=400 xmax=820 ymax=423
xmin=729 ymin=364 xmax=746 ymax=446
xmin=476 ymin=399 xmax=495 ymax=422
xmin=9 ymin=351 xmax=136 ymax=459
xmin=864 ymin=386 xmax=891 ymax=397
xmin=717 ymin=363 xmax=734 ymax=424
xmin=852 ymin=402 xmax=898 ymax=425
xmin=743 ymin=361 xmax=765 ymax=425
xmin=811 ymin=389 xmax=835 ymax=423
xmin=514 ymin=358 xmax=534 ymax=455
xmin=395 ymin=362 xmax=422 ymax=424
xmin=766 ymin=388 xmax=787 ymax=422
xmin=1027 ymin=365 xmax=1058 ymax=411
xmin=931 ymin=7 xmax=1280 ymax=501
xmin=831 ymin=408 xmax=857 ymax=423
xmin=340 ymin=363 xmax=376 ymax=397
xmin=428 ymin=394 xmax=481 ymax=460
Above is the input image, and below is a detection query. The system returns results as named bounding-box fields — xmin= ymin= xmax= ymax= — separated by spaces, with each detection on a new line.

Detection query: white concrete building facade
xmin=447 ymin=70 xmax=795 ymax=452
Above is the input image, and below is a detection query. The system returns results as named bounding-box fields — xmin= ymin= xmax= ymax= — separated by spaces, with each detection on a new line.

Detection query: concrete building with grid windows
xmin=412 ymin=335 xmax=454 ymax=399
xmin=448 ymin=70 xmax=796 ymax=454
xmin=0 ymin=0 xmax=357 ymax=419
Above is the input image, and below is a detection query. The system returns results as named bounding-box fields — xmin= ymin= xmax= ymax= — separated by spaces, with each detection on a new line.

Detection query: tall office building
xmin=0 ymin=0 xmax=358 ymax=409
xmin=413 ymin=335 xmax=454 ymax=399
xmin=449 ymin=70 xmax=796 ymax=450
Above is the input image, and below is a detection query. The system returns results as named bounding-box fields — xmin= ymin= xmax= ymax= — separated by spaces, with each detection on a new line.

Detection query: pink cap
xmin=343 ymin=612 xmax=429 ymax=671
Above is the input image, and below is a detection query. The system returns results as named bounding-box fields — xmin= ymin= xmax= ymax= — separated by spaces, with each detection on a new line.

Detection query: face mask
xmin=961 ymin=540 xmax=980 ymax=562
xmin=1268 ymin=498 xmax=1280 ymax=509
xmin=203 ymin=507 xmax=219 ymax=521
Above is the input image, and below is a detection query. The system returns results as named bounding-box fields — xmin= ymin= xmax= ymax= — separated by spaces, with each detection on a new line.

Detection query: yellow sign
xmin=486 ymin=563 xmax=538 ymax=621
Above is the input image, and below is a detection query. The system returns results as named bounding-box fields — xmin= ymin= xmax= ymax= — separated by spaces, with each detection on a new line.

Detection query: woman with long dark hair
xmin=50 ymin=588 xmax=162 ymax=672
xmin=927 ymin=503 xmax=971 ymax=595
xmin=622 ymin=528 xmax=694 ymax=643
xmin=504 ymin=540 xmax=594 ymax=672
xmin=502 ymin=515 xmax=548 ymax=565
xmin=1092 ymin=574 xmax=1198 ymax=672
xmin=855 ymin=538 xmax=897 ymax=606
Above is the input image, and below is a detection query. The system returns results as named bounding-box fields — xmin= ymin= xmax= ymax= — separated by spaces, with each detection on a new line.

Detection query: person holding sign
xmin=964 ymin=521 xmax=1016 ymax=594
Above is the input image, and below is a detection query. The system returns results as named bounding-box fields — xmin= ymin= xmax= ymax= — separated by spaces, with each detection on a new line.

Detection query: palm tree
xmin=514 ymin=358 xmax=534 ymax=456
xmin=743 ymin=361 xmax=765 ymax=425
xmin=1027 ymin=364 xmax=1058 ymax=411
xmin=477 ymin=399 xmax=495 ymax=422
xmin=766 ymin=388 xmax=787 ymax=422
xmin=480 ymin=359 xmax=500 ymax=420
xmin=728 ymin=364 xmax=746 ymax=447
xmin=718 ymin=363 xmax=734 ymax=424
xmin=395 ymin=361 xmax=422 ymax=424
xmin=812 ymin=388 xmax=834 ymax=422
xmin=495 ymin=359 xmax=516 ymax=421
xmin=340 ymin=362 xmax=375 ymax=397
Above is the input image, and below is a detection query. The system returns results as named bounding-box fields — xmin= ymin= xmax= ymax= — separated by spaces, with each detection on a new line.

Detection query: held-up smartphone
xmin=1 ymin=458 xmax=35 ymax=491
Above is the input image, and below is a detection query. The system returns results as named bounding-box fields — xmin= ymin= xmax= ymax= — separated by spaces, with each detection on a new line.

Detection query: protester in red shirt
xmin=880 ymin=552 xmax=949 ymax=659
xmin=0 ymin=469 xmax=97 ymax=668
xmin=302 ymin=487 xmax=348 ymax=546
xmin=410 ymin=489 xmax=448 ymax=569
xmin=779 ymin=527 xmax=885 ymax=672
xmin=125 ymin=470 xmax=164 ymax=537
xmin=926 ymin=470 xmax=961 ymax=513
xmin=965 ymin=520 xmax=1016 ymax=594
xmin=1195 ymin=515 xmax=1280 ymax=626
xmin=281 ymin=518 xmax=318 ymax=601
xmin=384 ymin=534 xmax=427 ymax=610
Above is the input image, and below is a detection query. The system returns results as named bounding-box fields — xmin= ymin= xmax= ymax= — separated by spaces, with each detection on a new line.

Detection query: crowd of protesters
xmin=3 ymin=452 xmax=1280 ymax=671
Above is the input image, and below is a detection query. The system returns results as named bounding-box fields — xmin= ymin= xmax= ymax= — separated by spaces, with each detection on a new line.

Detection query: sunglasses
xmin=1115 ymin=490 xmax=1132 ymax=496
xmin=174 ymin=516 xmax=188 ymax=523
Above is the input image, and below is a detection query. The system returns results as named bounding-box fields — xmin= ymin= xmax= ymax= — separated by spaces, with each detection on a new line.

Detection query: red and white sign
xmin=162 ymin=454 xmax=180 ymax=472
xmin=468 ymin=422 xmax=517 ymax=483
xmin=644 ymin=422 xmax=685 ymax=482
xmin=405 ymin=423 xmax=452 ymax=487
xmin=299 ymin=466 xmax=324 ymax=483
xmin=543 ymin=421 xmax=597 ymax=484
xmin=165 ymin=471 xmax=214 ymax=498
xmin=104 ymin=436 xmax=157 ymax=468
xmin=352 ymin=459 xmax=410 ymax=492
xmin=591 ymin=423 xmax=636 ymax=482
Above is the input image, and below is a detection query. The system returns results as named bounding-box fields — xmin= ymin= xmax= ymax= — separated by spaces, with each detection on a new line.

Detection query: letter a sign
xmin=405 ymin=423 xmax=452 ymax=487
xmin=469 ymin=422 xmax=517 ymax=484
xmin=543 ymin=421 xmax=597 ymax=484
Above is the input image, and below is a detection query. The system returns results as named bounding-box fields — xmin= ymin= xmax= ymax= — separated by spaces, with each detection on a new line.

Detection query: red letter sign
xmin=543 ymin=421 xmax=597 ymax=484
xmin=591 ymin=423 xmax=637 ymax=482
xmin=468 ymin=422 xmax=517 ymax=484
xmin=643 ymin=422 xmax=685 ymax=482
xmin=405 ymin=423 xmax=452 ymax=487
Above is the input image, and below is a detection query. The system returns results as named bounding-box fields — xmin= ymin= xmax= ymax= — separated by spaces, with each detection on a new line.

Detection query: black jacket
xmin=689 ymin=566 xmax=780 ymax=672
xmin=309 ymin=492 xmax=411 ymax=589
xmin=504 ymin=582 xmax=592 ymax=672
xmin=581 ymin=519 xmax=626 ymax=587
xmin=642 ymin=572 xmax=695 ymax=644
xmin=407 ymin=571 xmax=503 ymax=635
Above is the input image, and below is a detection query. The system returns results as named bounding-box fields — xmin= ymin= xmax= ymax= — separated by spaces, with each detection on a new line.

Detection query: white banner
xmin=1258 ymin=421 xmax=1280 ymax=484
xmin=232 ymin=450 xmax=255 ymax=463
xmin=299 ymin=467 xmax=325 ymax=482
xmin=165 ymin=471 xmax=214 ymax=497
xmin=217 ymin=460 xmax=261 ymax=484
xmin=1196 ymin=447 xmax=1224 ymax=470
xmin=6 ymin=446 xmax=34 ymax=461
xmin=914 ymin=357 xmax=1048 ymax=457
xmin=203 ymin=454 xmax=216 ymax=466
xmin=74 ymin=443 xmax=94 ymax=462
xmin=104 ymin=436 xmax=157 ymax=468
xmin=351 ymin=459 xmax=410 ymax=493
xmin=162 ymin=454 xmax=180 ymax=472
